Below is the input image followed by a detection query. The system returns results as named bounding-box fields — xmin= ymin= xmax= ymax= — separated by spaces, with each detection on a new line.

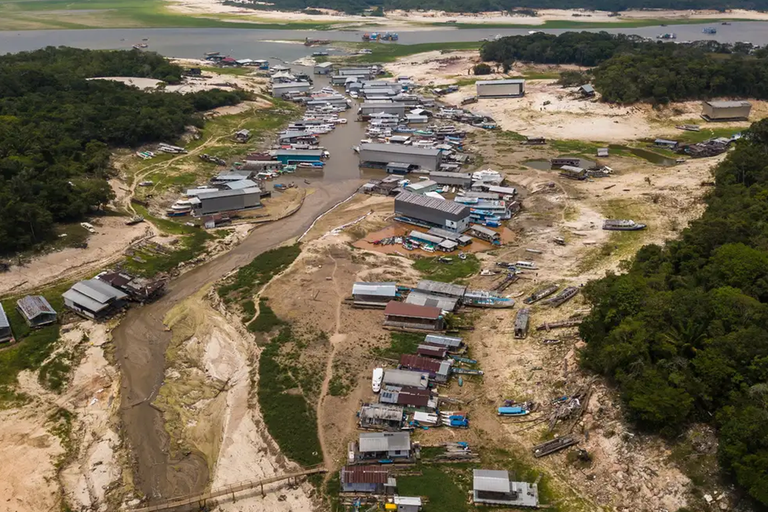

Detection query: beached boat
xmin=372 ymin=368 xmax=383 ymax=393
xmin=603 ymin=219 xmax=647 ymax=231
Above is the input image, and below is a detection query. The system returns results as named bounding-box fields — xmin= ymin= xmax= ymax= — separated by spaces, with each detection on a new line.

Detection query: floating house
xmin=359 ymin=403 xmax=405 ymax=430
xmin=340 ymin=466 xmax=395 ymax=494
xmin=190 ymin=188 xmax=262 ymax=216
xmin=399 ymin=354 xmax=453 ymax=383
xmin=382 ymin=369 xmax=430 ymax=390
xmin=63 ymin=279 xmax=128 ymax=320
xmin=16 ymin=296 xmax=57 ymax=328
xmin=472 ymin=469 xmax=539 ymax=508
xmin=395 ymin=192 xmax=471 ymax=233
xmin=383 ymin=301 xmax=444 ymax=331
xmin=360 ymin=144 xmax=442 ymax=172
xmin=380 ymin=385 xmax=437 ymax=410
xmin=314 ymin=62 xmax=334 ymax=75
xmin=702 ymin=100 xmax=752 ymax=121
xmin=476 ymin=79 xmax=525 ymax=98
xmin=429 ymin=171 xmax=472 ymax=189
xmin=352 ymin=282 xmax=398 ymax=308
xmin=0 ymin=304 xmax=13 ymax=343
xmin=357 ymin=432 xmax=412 ymax=461
xmin=424 ymin=334 xmax=464 ymax=351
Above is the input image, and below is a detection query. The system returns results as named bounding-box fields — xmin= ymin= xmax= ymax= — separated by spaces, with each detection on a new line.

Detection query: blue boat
xmin=498 ymin=406 xmax=530 ymax=416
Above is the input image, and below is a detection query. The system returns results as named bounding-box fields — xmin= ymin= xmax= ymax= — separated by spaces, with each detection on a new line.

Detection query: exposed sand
xmin=88 ymin=76 xmax=165 ymax=90
xmin=163 ymin=0 xmax=768 ymax=27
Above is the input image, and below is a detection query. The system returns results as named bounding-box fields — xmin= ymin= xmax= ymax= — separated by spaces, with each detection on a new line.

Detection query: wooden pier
xmin=130 ymin=466 xmax=327 ymax=512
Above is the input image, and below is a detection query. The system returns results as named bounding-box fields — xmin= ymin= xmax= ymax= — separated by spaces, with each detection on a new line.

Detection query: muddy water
xmin=609 ymin=144 xmax=678 ymax=166
xmin=114 ymin=76 xmax=369 ymax=502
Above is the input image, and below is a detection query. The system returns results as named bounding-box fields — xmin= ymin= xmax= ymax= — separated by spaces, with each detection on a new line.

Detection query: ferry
xmin=167 ymin=199 xmax=192 ymax=217
xmin=312 ymin=50 xmax=329 ymax=57
xmin=372 ymin=368 xmax=383 ymax=393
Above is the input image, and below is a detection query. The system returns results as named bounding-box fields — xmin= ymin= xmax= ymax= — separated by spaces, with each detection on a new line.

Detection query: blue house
xmin=274 ymin=149 xmax=324 ymax=164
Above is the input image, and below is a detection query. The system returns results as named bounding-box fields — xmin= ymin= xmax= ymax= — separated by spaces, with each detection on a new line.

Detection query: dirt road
xmin=113 ymin=178 xmax=364 ymax=502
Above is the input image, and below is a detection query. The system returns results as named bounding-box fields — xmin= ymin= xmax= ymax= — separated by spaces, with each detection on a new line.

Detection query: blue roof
xmin=0 ymin=303 xmax=9 ymax=329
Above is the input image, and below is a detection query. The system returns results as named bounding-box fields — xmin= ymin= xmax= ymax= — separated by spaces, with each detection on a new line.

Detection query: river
xmin=1 ymin=21 xmax=767 ymax=60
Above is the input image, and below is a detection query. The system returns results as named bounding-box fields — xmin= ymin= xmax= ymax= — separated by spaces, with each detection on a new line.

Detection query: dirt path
xmin=113 ymin=177 xmax=364 ymax=503
xmin=315 ymin=249 xmax=346 ymax=481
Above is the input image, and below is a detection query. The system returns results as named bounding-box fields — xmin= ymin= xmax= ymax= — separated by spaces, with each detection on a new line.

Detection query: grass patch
xmin=124 ymin=229 xmax=211 ymax=277
xmin=398 ymin=465 xmax=470 ymax=512
xmin=38 ymin=351 xmax=73 ymax=393
xmin=218 ymin=244 xmax=301 ymax=303
xmin=132 ymin=204 xmax=198 ymax=235
xmin=46 ymin=407 xmax=75 ymax=468
xmin=328 ymin=359 xmax=355 ymax=397
xmin=372 ymin=331 xmax=422 ymax=359
xmin=413 ymin=254 xmax=480 ymax=282
xmin=246 ymin=299 xmax=284 ymax=333
xmin=674 ymin=125 xmax=747 ymax=143
xmin=497 ymin=130 xmax=527 ymax=142
xmin=550 ymin=139 xmax=603 ymax=156
xmin=241 ymin=299 xmax=256 ymax=318
xmin=257 ymin=325 xmax=323 ymax=466
xmin=443 ymin=17 xmax=751 ymax=30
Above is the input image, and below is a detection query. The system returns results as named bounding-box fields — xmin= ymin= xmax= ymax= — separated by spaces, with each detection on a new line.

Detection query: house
xmin=357 ymin=432 xmax=412 ymax=461
xmin=314 ymin=62 xmax=334 ymax=75
xmin=388 ymin=496 xmax=423 ymax=512
xmin=404 ymin=291 xmax=459 ymax=312
xmin=405 ymin=180 xmax=438 ymax=195
xmin=383 ymin=301 xmax=444 ymax=331
xmin=380 ymin=385 xmax=437 ymax=410
xmin=524 ymin=136 xmax=546 ymax=145
xmin=234 ymin=129 xmax=251 ymax=143
xmin=382 ymin=369 xmax=429 ymax=390
xmin=274 ymin=149 xmax=325 ymax=164
xmin=427 ymin=227 xmax=473 ymax=246
xmin=472 ymin=469 xmax=539 ymax=507
xmin=429 ymin=171 xmax=472 ymax=189
xmin=417 ymin=344 xmax=448 ymax=359
xmin=597 ymin=147 xmax=609 ymax=157
xmin=466 ymin=225 xmax=500 ymax=243
xmin=476 ymin=79 xmax=525 ymax=98
xmin=484 ymin=185 xmax=517 ymax=198
xmin=386 ymin=162 xmax=412 ymax=175
xmin=702 ymin=100 xmax=752 ymax=121
xmin=272 ymin=81 xmax=311 ymax=98
xmin=340 ymin=465 xmax=395 ymax=494
xmin=395 ymin=192 xmax=471 ymax=233
xmin=63 ymin=279 xmax=128 ymax=320
xmin=578 ymin=84 xmax=595 ymax=97
xmin=551 ymin=157 xmax=581 ymax=167
xmin=424 ymin=334 xmax=464 ymax=352
xmin=190 ymin=188 xmax=262 ymax=216
xmin=359 ymin=102 xmax=406 ymax=118
xmin=16 ymin=296 xmax=57 ymax=328
xmin=96 ymin=271 xmax=165 ymax=303
xmin=514 ymin=308 xmax=530 ymax=339
xmin=414 ymin=280 xmax=467 ymax=299
xmin=352 ymin=282 xmax=398 ymax=308
xmin=654 ymin=139 xmax=679 ymax=149
xmin=359 ymin=403 xmax=405 ymax=430
xmin=0 ymin=304 xmax=13 ymax=343
xmin=360 ymin=144 xmax=442 ymax=172
xmin=559 ymin=165 xmax=587 ymax=180
xmin=399 ymin=354 xmax=453 ymax=383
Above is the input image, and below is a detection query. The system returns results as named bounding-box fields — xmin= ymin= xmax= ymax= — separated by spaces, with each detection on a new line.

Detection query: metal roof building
xmin=427 ymin=227 xmax=473 ymax=246
xmin=313 ymin=61 xmax=334 ymax=74
xmin=359 ymin=403 xmax=405 ymax=430
xmin=468 ymin=225 xmax=501 ymax=242
xmin=16 ymin=296 xmax=57 ymax=328
xmin=191 ymin=188 xmax=262 ymax=216
xmin=224 ymin=179 xmax=259 ymax=190
xmin=405 ymin=180 xmax=438 ymax=194
xmin=63 ymin=279 xmax=127 ymax=320
xmin=352 ymin=282 xmax=398 ymax=308
xmin=0 ymin=303 xmax=12 ymax=343
xmin=272 ymin=81 xmax=311 ymax=98
xmin=360 ymin=144 xmax=442 ymax=172
xmin=339 ymin=466 xmax=394 ymax=494
xmin=424 ymin=334 xmax=463 ymax=349
xmin=359 ymin=432 xmax=411 ymax=454
xmin=404 ymin=291 xmax=459 ymax=312
xmin=359 ymin=102 xmax=406 ymax=117
xmin=383 ymin=301 xmax=444 ymax=331
xmin=430 ymin=171 xmax=472 ymax=188
xmin=702 ymin=100 xmax=752 ymax=121
xmin=415 ymin=280 xmax=467 ymax=298
xmin=399 ymin=354 xmax=453 ymax=383
xmin=473 ymin=469 xmax=539 ymax=507
xmin=395 ymin=191 xmax=471 ymax=233
xmin=476 ymin=79 xmax=525 ymax=98
xmin=382 ymin=369 xmax=429 ymax=390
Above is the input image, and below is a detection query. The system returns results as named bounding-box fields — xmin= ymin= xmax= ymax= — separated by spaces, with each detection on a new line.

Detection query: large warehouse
xmin=359 ymin=143 xmax=442 ymax=171
xmin=701 ymin=100 xmax=752 ymax=121
xmin=190 ymin=188 xmax=262 ymax=216
xmin=394 ymin=191 xmax=471 ymax=232
xmin=430 ymin=171 xmax=472 ymax=188
xmin=476 ymin=79 xmax=525 ymax=98
xmin=358 ymin=102 xmax=406 ymax=117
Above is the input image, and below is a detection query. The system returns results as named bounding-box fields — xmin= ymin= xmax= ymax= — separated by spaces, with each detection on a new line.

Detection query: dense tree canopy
xmin=580 ymin=118 xmax=768 ymax=505
xmin=233 ymin=0 xmax=768 ymax=14
xmin=481 ymin=32 xmax=768 ymax=103
xmin=0 ymin=47 xmax=247 ymax=254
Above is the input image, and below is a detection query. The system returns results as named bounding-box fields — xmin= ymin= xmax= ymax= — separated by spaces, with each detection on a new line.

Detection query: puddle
xmin=524 ymin=156 xmax=596 ymax=170
xmin=609 ymin=145 xmax=677 ymax=166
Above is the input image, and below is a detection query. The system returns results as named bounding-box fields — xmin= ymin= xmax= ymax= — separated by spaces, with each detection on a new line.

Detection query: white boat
xmin=372 ymin=368 xmax=383 ymax=393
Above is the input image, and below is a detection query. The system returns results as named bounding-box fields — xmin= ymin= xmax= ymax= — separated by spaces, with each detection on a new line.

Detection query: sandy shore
xmin=163 ymin=0 xmax=768 ymax=27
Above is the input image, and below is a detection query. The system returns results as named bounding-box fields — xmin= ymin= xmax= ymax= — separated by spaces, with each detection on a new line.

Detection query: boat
xmin=543 ymin=286 xmax=579 ymax=307
xmin=372 ymin=368 xmax=383 ymax=393
xmin=602 ymin=219 xmax=647 ymax=231
xmin=722 ymin=22 xmax=731 ymax=25
xmin=523 ymin=284 xmax=559 ymax=305
xmin=703 ymin=27 xmax=717 ymax=34
xmin=274 ymin=183 xmax=287 ymax=191
xmin=167 ymin=199 xmax=192 ymax=216
xmin=498 ymin=406 xmax=530 ymax=417
xmin=312 ymin=50 xmax=329 ymax=57
xmin=656 ymin=33 xmax=677 ymax=40
xmin=125 ymin=215 xmax=145 ymax=226
xmin=462 ymin=290 xmax=515 ymax=308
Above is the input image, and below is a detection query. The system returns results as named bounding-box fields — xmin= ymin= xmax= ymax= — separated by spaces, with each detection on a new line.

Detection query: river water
xmin=1 ymin=21 xmax=768 ymax=60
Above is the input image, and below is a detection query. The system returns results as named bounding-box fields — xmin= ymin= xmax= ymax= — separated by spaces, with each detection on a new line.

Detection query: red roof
xmin=340 ymin=465 xmax=389 ymax=484
xmin=400 ymin=354 xmax=442 ymax=373
xmin=384 ymin=301 xmax=441 ymax=320
xmin=395 ymin=387 xmax=432 ymax=407
xmin=417 ymin=344 xmax=448 ymax=358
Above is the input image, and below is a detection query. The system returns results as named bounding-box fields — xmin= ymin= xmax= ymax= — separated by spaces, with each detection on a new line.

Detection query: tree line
xmin=0 ymin=47 xmax=247 ymax=254
xmin=235 ymin=0 xmax=768 ymax=14
xmin=480 ymin=32 xmax=768 ymax=103
xmin=580 ymin=119 xmax=768 ymax=506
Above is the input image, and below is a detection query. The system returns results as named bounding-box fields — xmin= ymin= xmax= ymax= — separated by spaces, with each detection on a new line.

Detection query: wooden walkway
xmin=131 ymin=466 xmax=327 ymax=512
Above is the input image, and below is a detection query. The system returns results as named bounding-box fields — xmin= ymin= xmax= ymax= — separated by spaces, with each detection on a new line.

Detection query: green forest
xmin=236 ymin=0 xmax=768 ymax=14
xmin=481 ymin=32 xmax=768 ymax=103
xmin=0 ymin=47 xmax=246 ymax=254
xmin=580 ymin=119 xmax=768 ymax=506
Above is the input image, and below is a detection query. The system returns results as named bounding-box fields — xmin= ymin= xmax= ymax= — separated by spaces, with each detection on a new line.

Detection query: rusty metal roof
xmin=383 ymin=301 xmax=441 ymax=320
xmin=340 ymin=465 xmax=390 ymax=484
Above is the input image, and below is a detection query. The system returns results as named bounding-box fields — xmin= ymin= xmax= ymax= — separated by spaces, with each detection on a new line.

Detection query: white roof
xmin=474 ymin=469 xmax=511 ymax=493
xmin=359 ymin=432 xmax=410 ymax=453
xmin=394 ymin=496 xmax=422 ymax=506
xmin=352 ymin=282 xmax=398 ymax=297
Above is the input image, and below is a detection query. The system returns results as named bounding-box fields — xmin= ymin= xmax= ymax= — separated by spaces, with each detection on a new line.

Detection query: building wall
xmin=341 ymin=482 xmax=379 ymax=493
xmin=272 ymin=84 xmax=310 ymax=97
xmin=276 ymin=154 xmax=323 ymax=164
xmin=383 ymin=315 xmax=443 ymax=330
xmin=360 ymin=148 xmax=441 ymax=171
xmin=704 ymin=103 xmax=751 ymax=120
xmin=196 ymin=192 xmax=261 ymax=216
xmin=477 ymin=82 xmax=524 ymax=98
xmin=360 ymin=104 xmax=406 ymax=116
xmin=430 ymin=174 xmax=472 ymax=187
xmin=395 ymin=200 xmax=470 ymax=232
xmin=0 ymin=326 xmax=12 ymax=342
xmin=64 ymin=298 xmax=98 ymax=319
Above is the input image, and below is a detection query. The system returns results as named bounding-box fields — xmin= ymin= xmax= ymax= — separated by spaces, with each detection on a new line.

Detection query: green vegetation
xmin=398 ymin=465 xmax=470 ymax=512
xmin=675 ymin=125 xmax=747 ymax=143
xmin=38 ymin=351 xmax=74 ymax=393
xmin=328 ymin=359 xmax=355 ymax=397
xmin=550 ymin=139 xmax=603 ymax=156
xmin=247 ymin=299 xmax=284 ymax=333
xmin=447 ymin=17 xmax=752 ymax=30
xmin=413 ymin=254 xmax=480 ymax=282
xmin=257 ymin=325 xmax=323 ymax=466
xmin=579 ymin=118 xmax=768 ymax=506
xmin=0 ymin=47 xmax=247 ymax=255
xmin=218 ymin=244 xmax=301 ymax=303
xmin=46 ymin=407 xmax=75 ymax=467
xmin=372 ymin=331 xmax=422 ymax=359
xmin=481 ymin=32 xmax=768 ymax=103
xmin=473 ymin=63 xmax=492 ymax=75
